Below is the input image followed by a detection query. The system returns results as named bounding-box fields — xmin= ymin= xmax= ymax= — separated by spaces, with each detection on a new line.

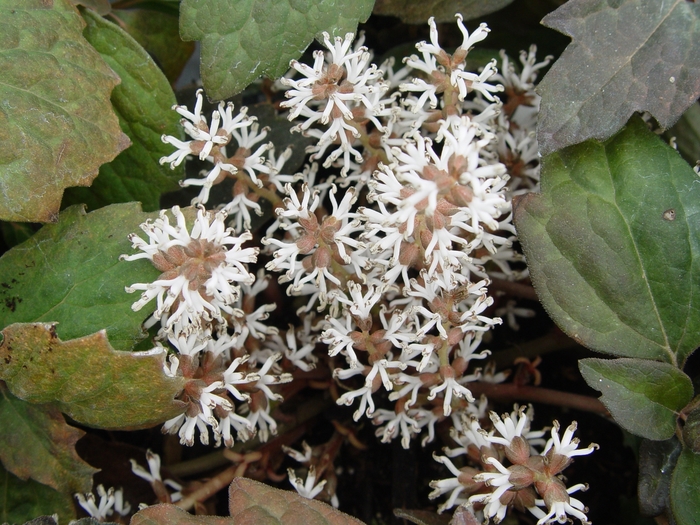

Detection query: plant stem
xmin=468 ymin=382 xmax=608 ymax=415
xmin=488 ymin=278 xmax=539 ymax=301
xmin=168 ymin=391 xmax=333 ymax=478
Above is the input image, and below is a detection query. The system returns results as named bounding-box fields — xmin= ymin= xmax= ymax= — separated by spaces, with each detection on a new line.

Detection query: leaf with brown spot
xmin=0 ymin=323 xmax=186 ymax=429
xmin=0 ymin=0 xmax=129 ymax=222
xmin=229 ymin=477 xmax=365 ymax=525
xmin=0 ymin=383 xmax=97 ymax=495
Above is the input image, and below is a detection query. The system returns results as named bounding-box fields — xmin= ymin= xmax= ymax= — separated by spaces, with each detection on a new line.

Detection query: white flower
xmin=122 ymin=206 xmax=258 ymax=335
xmin=427 ymin=376 xmax=475 ymax=416
xmin=428 ymin=454 xmax=470 ymax=513
xmin=544 ymin=421 xmax=599 ymax=458
xmin=162 ymin=411 xmax=217 ymax=447
xmin=130 ymin=450 xmax=183 ymax=502
xmin=373 ymin=408 xmax=420 ymax=448
xmin=529 ymin=484 xmax=591 ymax=525
xmin=288 ymin=466 xmax=327 ymax=500
xmin=75 ymin=485 xmax=131 ymax=521
xmin=400 ymin=16 xmax=503 ymax=112
xmin=252 ymin=353 xmax=293 ymax=401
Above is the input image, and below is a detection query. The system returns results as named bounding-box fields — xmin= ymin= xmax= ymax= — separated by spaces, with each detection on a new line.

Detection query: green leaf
xmin=0 ymin=323 xmax=186 ymax=429
xmin=179 ymin=0 xmax=374 ymax=101
xmin=0 ymin=203 xmax=161 ymax=351
xmin=536 ymin=0 xmax=700 ymax=155
xmin=670 ymin=448 xmax=700 ymax=525
xmin=514 ymin=117 xmax=700 ymax=367
xmin=0 ymin=0 xmax=129 ymax=223
xmin=0 ymin=465 xmax=75 ymax=525
xmin=61 ymin=9 xmax=183 ymax=212
xmin=579 ymin=358 xmax=693 ymax=440
xmin=111 ymin=8 xmax=195 ymax=84
xmin=372 ymin=0 xmax=513 ymax=24
xmin=228 ymin=477 xmax=365 ymax=525
xmin=0 ymin=384 xmax=97 ymax=495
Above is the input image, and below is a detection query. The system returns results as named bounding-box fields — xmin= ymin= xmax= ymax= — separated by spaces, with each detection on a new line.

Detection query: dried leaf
xmin=229 ymin=477 xmax=365 ymax=525
xmin=536 ymin=0 xmax=700 ymax=155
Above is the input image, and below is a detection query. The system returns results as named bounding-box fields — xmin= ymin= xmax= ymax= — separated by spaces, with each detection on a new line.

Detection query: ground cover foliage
xmin=0 ymin=1 xmax=699 ymax=524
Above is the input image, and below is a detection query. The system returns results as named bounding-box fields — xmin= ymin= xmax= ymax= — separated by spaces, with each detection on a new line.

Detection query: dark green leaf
xmin=638 ymin=437 xmax=682 ymax=518
xmin=670 ymin=448 xmax=700 ymax=525
xmin=0 ymin=323 xmax=186 ymax=429
xmin=228 ymin=477 xmax=365 ymax=525
xmin=665 ymin=102 xmax=700 ymax=168
xmin=71 ymin=0 xmax=111 ymax=15
xmin=250 ymin=103 xmax=315 ymax=176
xmin=681 ymin=396 xmax=700 ymax=453
xmin=0 ymin=384 xmax=97 ymax=495
xmin=0 ymin=0 xmax=129 ymax=223
xmin=110 ymin=8 xmax=195 ymax=84
xmin=62 ymin=9 xmax=183 ymax=212
xmin=514 ymin=117 xmax=700 ymax=366
xmin=0 ymin=222 xmax=37 ymax=250
xmin=0 ymin=465 xmax=75 ymax=525
xmin=579 ymin=358 xmax=693 ymax=440
xmin=536 ymin=0 xmax=700 ymax=155
xmin=0 ymin=203 xmax=161 ymax=351
xmin=372 ymin=0 xmax=513 ymax=24
xmin=179 ymin=0 xmax=374 ymax=101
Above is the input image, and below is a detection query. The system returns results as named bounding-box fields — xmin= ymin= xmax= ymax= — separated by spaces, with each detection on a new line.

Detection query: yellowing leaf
xmin=0 ymin=0 xmax=129 ymax=222
xmin=0 ymin=323 xmax=186 ymax=430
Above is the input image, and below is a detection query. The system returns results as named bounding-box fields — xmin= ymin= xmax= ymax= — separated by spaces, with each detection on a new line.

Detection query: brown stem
xmin=491 ymin=329 xmax=583 ymax=369
xmin=175 ymin=464 xmax=238 ymax=511
xmin=468 ymin=382 xmax=608 ymax=415
xmin=168 ymin=391 xmax=333 ymax=478
xmin=489 ymin=278 xmax=539 ymax=301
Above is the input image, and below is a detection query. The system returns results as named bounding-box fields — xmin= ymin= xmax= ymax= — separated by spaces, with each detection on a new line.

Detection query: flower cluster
xmin=127 ymin=12 xmax=593 ymax=525
xmin=122 ymin=207 xmax=300 ymax=447
xmin=429 ymin=408 xmax=598 ymax=524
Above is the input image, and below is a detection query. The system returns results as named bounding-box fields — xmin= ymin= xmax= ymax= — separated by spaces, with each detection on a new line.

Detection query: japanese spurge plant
xmin=0 ymin=1 xmax=698 ymax=525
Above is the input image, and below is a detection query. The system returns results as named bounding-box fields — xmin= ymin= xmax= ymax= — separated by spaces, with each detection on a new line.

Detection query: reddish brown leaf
xmin=229 ymin=478 xmax=365 ymax=525
xmin=131 ymin=505 xmax=232 ymax=525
